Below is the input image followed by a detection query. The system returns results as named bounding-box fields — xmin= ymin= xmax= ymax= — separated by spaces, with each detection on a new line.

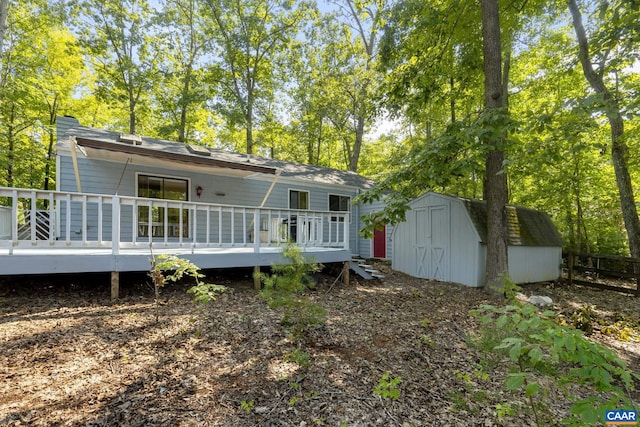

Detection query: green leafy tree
xmin=153 ymin=0 xmax=216 ymax=143
xmin=0 ymin=1 xmax=76 ymax=190
xmin=507 ymin=26 xmax=628 ymax=254
xmin=332 ymin=0 xmax=388 ymax=172
xmin=568 ymin=0 xmax=640 ymax=258
xmin=202 ymin=0 xmax=309 ymax=154
xmin=77 ymin=0 xmax=161 ymax=134
xmin=32 ymin=28 xmax=85 ymax=191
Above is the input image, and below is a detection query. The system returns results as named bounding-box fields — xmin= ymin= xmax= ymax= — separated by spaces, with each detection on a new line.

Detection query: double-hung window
xmin=329 ymin=194 xmax=350 ymax=222
xmin=289 ymin=189 xmax=309 ymax=210
xmin=137 ymin=174 xmax=189 ymax=238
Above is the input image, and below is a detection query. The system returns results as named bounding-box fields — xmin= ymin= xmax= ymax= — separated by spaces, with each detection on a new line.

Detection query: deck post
xmin=254 ymin=265 xmax=261 ymax=290
xmin=111 ymin=271 xmax=119 ymax=300
xmin=342 ymin=261 xmax=349 ymax=285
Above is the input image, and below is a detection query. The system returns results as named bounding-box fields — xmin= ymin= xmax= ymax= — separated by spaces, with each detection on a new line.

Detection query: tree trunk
xmin=246 ymin=106 xmax=253 ymax=155
xmin=0 ymin=0 xmax=8 ymax=66
xmin=568 ymin=0 xmax=640 ymax=258
xmin=178 ymin=59 xmax=194 ymax=143
xmin=6 ymin=104 xmax=15 ymax=187
xmin=450 ymin=76 xmax=456 ymax=123
xmin=349 ymin=116 xmax=365 ymax=172
xmin=128 ymin=86 xmax=136 ymax=134
xmin=480 ymin=0 xmax=509 ymax=295
xmin=44 ymin=102 xmax=58 ymax=193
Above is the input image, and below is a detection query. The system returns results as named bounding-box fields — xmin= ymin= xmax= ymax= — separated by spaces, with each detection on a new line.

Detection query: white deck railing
xmin=0 ymin=187 xmax=349 ymax=254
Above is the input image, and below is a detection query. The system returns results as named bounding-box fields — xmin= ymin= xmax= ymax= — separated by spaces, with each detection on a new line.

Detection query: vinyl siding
xmin=357 ymin=197 xmax=393 ymax=260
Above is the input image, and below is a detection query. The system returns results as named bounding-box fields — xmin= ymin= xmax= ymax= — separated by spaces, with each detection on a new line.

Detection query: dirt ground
xmin=0 ymin=264 xmax=638 ymax=427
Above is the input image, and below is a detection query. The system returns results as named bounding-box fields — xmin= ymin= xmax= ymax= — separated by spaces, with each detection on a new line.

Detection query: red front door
xmin=373 ymin=225 xmax=386 ymax=258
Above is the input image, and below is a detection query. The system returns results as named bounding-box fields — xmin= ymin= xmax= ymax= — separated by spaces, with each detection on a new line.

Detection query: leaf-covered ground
xmin=0 ymin=265 xmax=638 ymax=426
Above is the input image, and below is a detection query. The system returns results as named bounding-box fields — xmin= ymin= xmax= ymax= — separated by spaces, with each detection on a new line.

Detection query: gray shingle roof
xmin=463 ymin=199 xmax=564 ymax=247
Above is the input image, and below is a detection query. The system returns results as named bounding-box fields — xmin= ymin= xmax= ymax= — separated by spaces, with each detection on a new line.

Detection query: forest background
xmin=0 ymin=0 xmax=638 ymax=257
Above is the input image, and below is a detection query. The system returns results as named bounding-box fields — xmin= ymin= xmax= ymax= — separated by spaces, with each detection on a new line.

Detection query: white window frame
xmin=288 ymin=188 xmax=310 ymax=210
xmin=328 ymin=193 xmax=351 ymax=223
xmin=135 ymin=172 xmax=191 ymax=238
xmin=135 ymin=172 xmax=191 ymax=199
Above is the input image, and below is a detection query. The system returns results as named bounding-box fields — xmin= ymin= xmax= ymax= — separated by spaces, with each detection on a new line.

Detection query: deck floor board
xmin=0 ymin=246 xmax=350 ymax=275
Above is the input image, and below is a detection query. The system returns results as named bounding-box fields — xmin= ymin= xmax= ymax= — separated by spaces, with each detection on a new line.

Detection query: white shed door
xmin=415 ymin=205 xmax=449 ymax=280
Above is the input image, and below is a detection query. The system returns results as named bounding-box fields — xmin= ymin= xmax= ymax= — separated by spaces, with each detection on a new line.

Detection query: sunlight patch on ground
xmin=266 ymin=359 xmax=300 ymax=381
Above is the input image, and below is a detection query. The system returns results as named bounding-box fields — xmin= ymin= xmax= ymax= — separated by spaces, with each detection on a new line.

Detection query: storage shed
xmin=392 ymin=192 xmax=563 ymax=287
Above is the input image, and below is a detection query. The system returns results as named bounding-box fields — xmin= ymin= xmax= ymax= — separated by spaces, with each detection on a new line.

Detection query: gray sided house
xmin=54 ymin=116 xmax=380 ymax=260
xmin=357 ymin=195 xmax=394 ymax=260
xmin=392 ymin=192 xmax=563 ymax=287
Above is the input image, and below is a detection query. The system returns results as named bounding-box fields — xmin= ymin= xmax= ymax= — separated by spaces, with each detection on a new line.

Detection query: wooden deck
xmin=0 ymin=246 xmax=351 ymax=275
xmin=0 ymin=187 xmax=351 ymax=277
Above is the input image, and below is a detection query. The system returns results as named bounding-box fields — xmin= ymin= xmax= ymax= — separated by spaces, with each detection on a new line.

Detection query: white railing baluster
xmin=206 ymin=205 xmax=211 ymax=245
xmin=230 ymin=207 xmax=235 ymax=246
xmin=218 ymin=207 xmax=222 ymax=246
xmin=164 ymin=201 xmax=169 ymax=246
xmin=254 ymin=209 xmax=260 ymax=253
xmin=132 ymin=199 xmax=137 ymax=244
xmin=10 ymin=190 xmax=17 ymax=253
xmin=0 ymin=186 xmax=350 ymax=253
xmin=242 ymin=208 xmax=247 ymax=246
xmin=343 ymin=213 xmax=349 ymax=251
xmin=65 ymin=193 xmax=71 ymax=244
xmin=191 ymin=205 xmax=197 ymax=252
xmin=48 ymin=193 xmax=55 ymax=242
xmin=112 ymin=196 xmax=120 ymax=255
xmin=30 ymin=192 xmax=37 ymax=244
xmin=97 ymin=196 xmax=103 ymax=243
xmin=177 ymin=202 xmax=183 ymax=246
xmin=81 ymin=195 xmax=87 ymax=244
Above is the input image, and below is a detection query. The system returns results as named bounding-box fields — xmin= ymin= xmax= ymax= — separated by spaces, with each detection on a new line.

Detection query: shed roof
xmin=462 ymin=199 xmax=563 ymax=247
xmin=62 ymin=119 xmax=375 ymax=189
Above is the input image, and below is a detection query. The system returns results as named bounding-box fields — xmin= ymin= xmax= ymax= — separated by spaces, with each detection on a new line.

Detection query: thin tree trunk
xmin=349 ymin=116 xmax=365 ymax=172
xmin=246 ymin=107 xmax=253 ymax=155
xmin=44 ymin=101 xmax=58 ymax=193
xmin=480 ymin=0 xmax=509 ymax=295
xmin=178 ymin=66 xmax=192 ymax=143
xmin=129 ymin=88 xmax=136 ymax=134
xmin=450 ymin=76 xmax=456 ymax=123
xmin=568 ymin=0 xmax=640 ymax=258
xmin=0 ymin=0 xmax=8 ymax=67
xmin=7 ymin=104 xmax=15 ymax=187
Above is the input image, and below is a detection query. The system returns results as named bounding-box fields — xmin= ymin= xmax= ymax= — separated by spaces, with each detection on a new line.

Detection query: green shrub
xmin=255 ymin=243 xmax=326 ymax=341
xmin=149 ymin=253 xmax=227 ymax=323
xmin=471 ymin=303 xmax=638 ymax=426
xmin=373 ymin=372 xmax=402 ymax=401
